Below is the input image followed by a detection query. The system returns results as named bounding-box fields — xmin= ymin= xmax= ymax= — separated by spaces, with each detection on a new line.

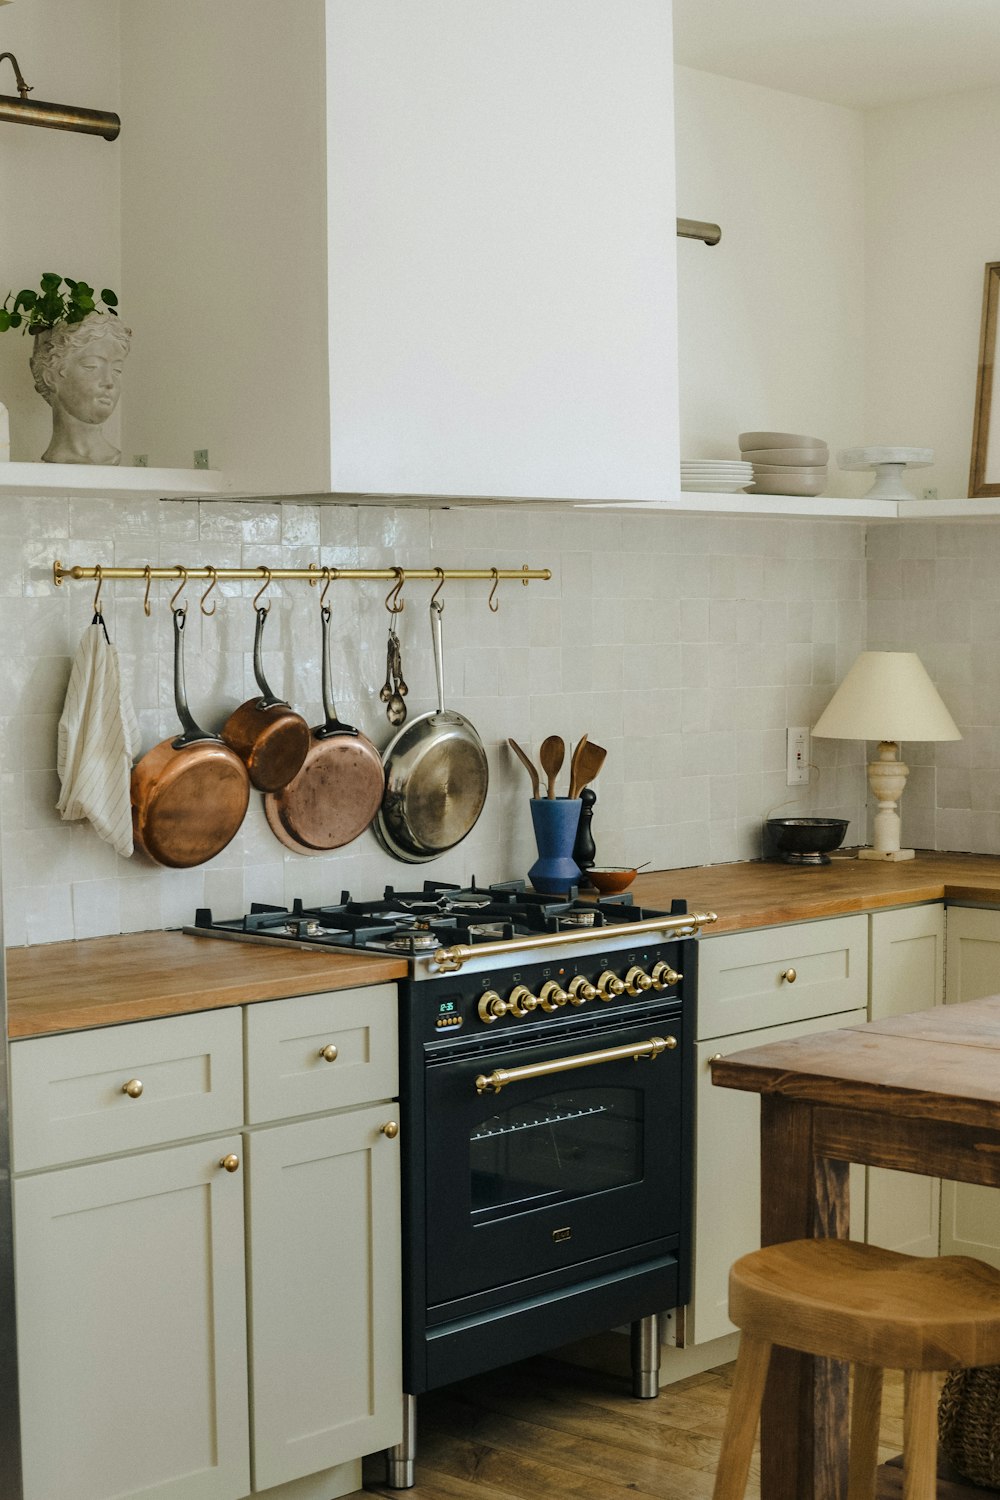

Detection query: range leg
xmin=385 ymin=1393 xmax=417 ymax=1490
xmin=631 ymin=1312 xmax=662 ymax=1398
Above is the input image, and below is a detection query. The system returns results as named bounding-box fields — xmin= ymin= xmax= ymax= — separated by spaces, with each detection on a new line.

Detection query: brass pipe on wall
xmin=677 ymin=217 xmax=721 ymax=246
xmin=0 ymin=51 xmax=120 ymax=140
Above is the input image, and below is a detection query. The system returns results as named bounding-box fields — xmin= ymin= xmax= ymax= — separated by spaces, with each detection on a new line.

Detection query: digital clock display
xmin=438 ymin=999 xmax=457 ymax=1015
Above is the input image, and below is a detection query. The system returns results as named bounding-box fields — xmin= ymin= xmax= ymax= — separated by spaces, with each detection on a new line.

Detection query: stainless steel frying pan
xmin=373 ymin=600 xmax=488 ymax=863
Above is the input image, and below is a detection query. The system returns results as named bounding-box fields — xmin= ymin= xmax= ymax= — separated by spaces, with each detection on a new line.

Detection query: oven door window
xmin=423 ymin=1016 xmax=684 ymax=1307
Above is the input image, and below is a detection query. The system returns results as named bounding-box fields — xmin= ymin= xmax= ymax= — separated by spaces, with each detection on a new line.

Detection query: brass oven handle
xmin=434 ymin=911 xmax=718 ymax=972
xmin=475 ymin=1035 xmax=677 ymax=1095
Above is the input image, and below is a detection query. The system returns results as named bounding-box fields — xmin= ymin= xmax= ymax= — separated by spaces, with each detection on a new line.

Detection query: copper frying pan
xmin=221 ymin=605 xmax=310 ymax=791
xmin=131 ymin=608 xmax=251 ymax=868
xmin=263 ymin=600 xmax=384 ymax=853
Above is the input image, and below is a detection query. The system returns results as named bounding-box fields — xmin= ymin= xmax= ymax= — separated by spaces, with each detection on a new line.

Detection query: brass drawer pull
xmin=475 ymin=1035 xmax=676 ymax=1095
xmin=318 ymin=1043 xmax=339 ymax=1063
xmin=122 ymin=1079 xmax=143 ymax=1099
xmin=781 ymin=967 xmax=798 ymax=984
xmin=219 ymin=1154 xmax=240 ymax=1173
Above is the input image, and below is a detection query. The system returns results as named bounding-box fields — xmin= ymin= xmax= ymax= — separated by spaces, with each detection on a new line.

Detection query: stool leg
xmin=847 ymin=1363 xmax=883 ymax=1500
xmin=903 ymin=1370 xmax=940 ymax=1500
xmin=712 ymin=1333 xmax=772 ymax=1500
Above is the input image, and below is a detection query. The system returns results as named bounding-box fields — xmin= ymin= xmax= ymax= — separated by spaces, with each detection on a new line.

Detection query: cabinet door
xmin=941 ymin=907 xmax=1000 ymax=1268
xmin=866 ymin=905 xmax=944 ymax=1257
xmin=14 ymin=1138 xmax=249 ymax=1500
xmin=689 ymin=1009 xmax=866 ymax=1346
xmin=245 ymin=1104 xmax=402 ymax=1491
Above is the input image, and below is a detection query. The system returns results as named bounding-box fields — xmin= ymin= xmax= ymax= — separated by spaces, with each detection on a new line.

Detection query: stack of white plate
xmin=738 ymin=431 xmax=828 ymax=496
xmin=680 ymin=459 xmax=754 ymax=494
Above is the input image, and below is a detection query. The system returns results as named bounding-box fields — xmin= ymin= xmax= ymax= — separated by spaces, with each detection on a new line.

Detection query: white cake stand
xmin=836 ymin=446 xmax=934 ymax=501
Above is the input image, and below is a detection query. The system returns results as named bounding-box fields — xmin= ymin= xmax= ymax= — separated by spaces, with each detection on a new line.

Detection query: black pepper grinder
xmin=572 ymin=787 xmax=597 ymax=881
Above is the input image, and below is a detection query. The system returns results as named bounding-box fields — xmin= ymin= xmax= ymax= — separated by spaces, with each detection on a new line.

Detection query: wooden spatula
xmin=569 ymin=738 xmax=607 ymax=799
xmin=507 ymin=737 xmax=541 ymax=798
xmin=539 ymin=735 xmax=565 ymax=799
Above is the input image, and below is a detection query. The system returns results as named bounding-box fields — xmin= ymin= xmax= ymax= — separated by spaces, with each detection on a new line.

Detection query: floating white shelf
xmin=0 ymin=462 xmax=226 ymax=500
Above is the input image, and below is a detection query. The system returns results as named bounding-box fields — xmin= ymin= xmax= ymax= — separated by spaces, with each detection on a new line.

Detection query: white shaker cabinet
xmin=10 ymin=988 xmax=402 ymax=1500
xmin=120 ymin=0 xmax=679 ymax=504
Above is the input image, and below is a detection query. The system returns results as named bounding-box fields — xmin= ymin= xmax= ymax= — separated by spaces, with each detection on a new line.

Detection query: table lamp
xmin=811 ymin=651 xmax=961 ymax=861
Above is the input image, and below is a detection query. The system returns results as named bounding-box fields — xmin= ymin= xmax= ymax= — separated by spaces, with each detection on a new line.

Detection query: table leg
xmin=758 ymin=1096 xmax=851 ymax=1500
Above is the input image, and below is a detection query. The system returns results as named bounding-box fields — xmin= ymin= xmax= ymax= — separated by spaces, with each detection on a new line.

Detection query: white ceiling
xmin=672 ymin=0 xmax=1000 ymax=112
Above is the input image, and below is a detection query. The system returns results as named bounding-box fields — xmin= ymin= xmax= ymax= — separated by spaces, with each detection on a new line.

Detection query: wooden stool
xmin=712 ymin=1239 xmax=1000 ymax=1500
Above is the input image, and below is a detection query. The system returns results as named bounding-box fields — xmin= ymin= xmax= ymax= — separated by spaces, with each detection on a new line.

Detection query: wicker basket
xmin=939 ymin=1366 xmax=1000 ymax=1489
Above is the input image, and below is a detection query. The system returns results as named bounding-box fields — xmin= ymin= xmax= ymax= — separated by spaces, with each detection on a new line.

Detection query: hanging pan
xmin=221 ymin=593 xmax=311 ymax=792
xmin=131 ymin=605 xmax=251 ymax=868
xmin=264 ymin=593 xmax=384 ymax=853
xmin=374 ymin=598 xmax=488 ymax=863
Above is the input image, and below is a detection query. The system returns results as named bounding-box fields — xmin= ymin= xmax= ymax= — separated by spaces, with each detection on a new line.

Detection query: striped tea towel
xmin=57 ymin=616 xmax=141 ymax=857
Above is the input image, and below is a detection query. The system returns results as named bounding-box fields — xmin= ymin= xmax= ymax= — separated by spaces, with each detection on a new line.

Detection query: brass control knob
xmin=507 ymin=984 xmax=539 ymax=1018
xmin=650 ymin=961 xmax=682 ymax=990
xmin=538 ymin=980 xmax=569 ymax=1012
xmin=318 ymin=1043 xmax=339 ymax=1063
xmin=477 ymin=990 xmax=509 ymax=1024
xmin=596 ymin=970 xmax=626 ymax=999
xmin=567 ymin=975 xmax=598 ymax=1005
xmin=219 ymin=1154 xmax=240 ymax=1173
xmin=122 ymin=1079 xmax=143 ymax=1099
xmin=625 ymin=966 xmax=653 ymax=996
xmin=380 ymin=1121 xmax=399 ymax=1139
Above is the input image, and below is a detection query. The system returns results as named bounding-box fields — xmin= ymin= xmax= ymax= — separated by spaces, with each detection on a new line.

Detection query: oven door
xmin=422 ymin=1012 xmax=685 ymax=1309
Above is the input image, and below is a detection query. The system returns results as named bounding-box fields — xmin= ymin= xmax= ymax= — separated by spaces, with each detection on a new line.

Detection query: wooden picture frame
xmin=969 ymin=261 xmax=1000 ymax=497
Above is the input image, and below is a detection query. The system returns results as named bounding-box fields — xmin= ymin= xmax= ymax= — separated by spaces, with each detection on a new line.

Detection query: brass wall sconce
xmin=0 ymin=50 xmax=120 ymax=140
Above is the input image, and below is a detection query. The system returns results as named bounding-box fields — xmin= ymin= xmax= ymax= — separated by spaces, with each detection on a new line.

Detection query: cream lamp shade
xmin=812 ymin=651 xmax=961 ymax=862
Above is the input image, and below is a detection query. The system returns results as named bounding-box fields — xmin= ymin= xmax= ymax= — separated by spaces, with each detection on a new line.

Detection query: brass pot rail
xmin=53 ymin=561 xmax=550 ymax=593
xmin=475 ymin=1034 xmax=677 ymax=1095
xmin=433 ymin=911 xmax=718 ymax=973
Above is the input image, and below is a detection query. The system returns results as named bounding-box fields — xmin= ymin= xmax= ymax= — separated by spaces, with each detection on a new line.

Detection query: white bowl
xmin=752 ymin=463 xmax=827 ymax=478
xmin=741 ymin=446 xmax=829 ymax=466
xmin=739 ymin=431 xmax=827 ymax=451
xmin=750 ymin=469 xmax=827 ymax=497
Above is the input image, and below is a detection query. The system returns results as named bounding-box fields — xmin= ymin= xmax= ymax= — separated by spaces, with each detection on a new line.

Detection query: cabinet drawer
xmin=245 ymin=986 xmax=398 ymax=1124
xmin=10 ymin=1008 xmax=244 ymax=1172
xmin=698 ymin=915 xmax=868 ymax=1041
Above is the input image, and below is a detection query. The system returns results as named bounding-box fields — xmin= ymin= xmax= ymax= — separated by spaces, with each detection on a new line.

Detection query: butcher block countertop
xmin=8 ymin=850 xmax=1000 ymax=1040
xmin=5 ymin=931 xmax=407 ymax=1039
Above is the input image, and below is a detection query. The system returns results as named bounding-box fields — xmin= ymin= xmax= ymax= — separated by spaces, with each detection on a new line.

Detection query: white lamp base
xmin=858 ymin=846 xmax=916 ymax=862
xmin=858 ymin=740 xmax=916 ymax=861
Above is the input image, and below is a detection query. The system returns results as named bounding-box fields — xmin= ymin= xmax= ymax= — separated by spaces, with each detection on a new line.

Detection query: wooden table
xmin=711 ymin=996 xmax=1000 ymax=1500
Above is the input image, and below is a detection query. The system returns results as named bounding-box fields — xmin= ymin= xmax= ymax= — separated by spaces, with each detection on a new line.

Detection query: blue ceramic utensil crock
xmin=528 ymin=797 xmax=582 ymax=894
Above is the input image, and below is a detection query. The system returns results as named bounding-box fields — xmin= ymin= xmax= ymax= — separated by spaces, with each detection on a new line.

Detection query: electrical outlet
xmin=786 ymin=726 xmax=810 ymax=786
xmin=922 ymin=487 xmax=939 ymax=500
xmin=194 ymin=448 xmax=209 ymax=470
xmin=132 ymin=454 xmax=148 ymax=467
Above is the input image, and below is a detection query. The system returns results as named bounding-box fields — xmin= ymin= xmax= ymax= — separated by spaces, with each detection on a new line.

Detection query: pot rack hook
xmin=487 ymin=567 xmax=500 ymax=614
xmin=91 ymin=564 xmax=104 ymax=617
xmin=430 ymin=567 xmax=446 ymax=607
xmin=200 ymin=565 xmax=219 ymax=616
xmin=320 ymin=565 xmax=337 ymax=607
xmin=142 ymin=564 xmax=152 ymax=618
xmin=169 ymin=566 xmax=189 ymax=613
xmin=253 ymin=566 xmax=273 ymax=614
xmin=385 ymin=567 xmax=405 ymax=615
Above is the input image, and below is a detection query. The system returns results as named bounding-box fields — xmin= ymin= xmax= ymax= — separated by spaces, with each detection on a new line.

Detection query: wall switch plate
xmin=194 ymin=449 xmax=209 ymax=469
xmin=786 ymin=726 xmax=810 ymax=785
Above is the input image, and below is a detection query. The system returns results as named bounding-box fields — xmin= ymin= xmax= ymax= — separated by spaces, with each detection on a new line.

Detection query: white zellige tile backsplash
xmin=0 ymin=496 xmax=871 ymax=947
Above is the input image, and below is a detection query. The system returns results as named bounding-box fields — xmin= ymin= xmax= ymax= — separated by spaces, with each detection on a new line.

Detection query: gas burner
xmin=380 ymin=922 xmax=442 ymax=954
xmin=558 ymin=911 xmax=600 ymax=928
xmin=278 ymin=918 xmax=330 ymax=940
xmin=465 ymin=922 xmax=510 ymax=940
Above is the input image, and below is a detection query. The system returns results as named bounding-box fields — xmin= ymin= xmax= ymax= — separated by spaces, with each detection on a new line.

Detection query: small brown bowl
xmin=587 ymin=866 xmax=637 ymax=894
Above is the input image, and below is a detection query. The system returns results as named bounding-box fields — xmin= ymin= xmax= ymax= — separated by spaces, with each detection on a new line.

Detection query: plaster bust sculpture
xmin=29 ymin=313 xmax=131 ymax=465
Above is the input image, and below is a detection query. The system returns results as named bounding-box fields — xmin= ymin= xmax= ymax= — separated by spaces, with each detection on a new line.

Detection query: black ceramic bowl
xmin=765 ymin=817 xmax=849 ymax=865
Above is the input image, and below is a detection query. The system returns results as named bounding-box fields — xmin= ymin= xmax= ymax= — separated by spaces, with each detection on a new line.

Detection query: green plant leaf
xmin=8 ymin=312 xmax=20 ymax=328
xmin=14 ymin=290 xmax=36 ymax=311
xmin=0 ymin=311 xmax=9 ymax=332
xmin=100 ymin=289 xmax=118 ymax=307
xmin=40 ymin=273 xmax=61 ymax=290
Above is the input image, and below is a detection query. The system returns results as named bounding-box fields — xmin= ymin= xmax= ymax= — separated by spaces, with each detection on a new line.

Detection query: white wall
xmin=0 ymin=0 xmax=121 ymax=462
xmin=673 ymin=67 xmax=867 ymax=487
xmin=864 ymin=86 xmax=1000 ymax=500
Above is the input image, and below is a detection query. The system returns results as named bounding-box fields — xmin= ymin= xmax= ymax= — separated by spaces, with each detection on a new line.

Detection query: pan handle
xmin=430 ymin=598 xmax=446 ymax=715
xmin=170 ymin=607 xmax=222 ymax=747
xmin=251 ymin=606 xmax=290 ymax=712
xmin=315 ymin=602 xmax=359 ymax=741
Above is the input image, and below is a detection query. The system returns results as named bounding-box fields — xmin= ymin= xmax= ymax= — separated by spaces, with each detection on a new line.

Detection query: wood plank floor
xmin=358 ymin=1357 xmax=992 ymax=1500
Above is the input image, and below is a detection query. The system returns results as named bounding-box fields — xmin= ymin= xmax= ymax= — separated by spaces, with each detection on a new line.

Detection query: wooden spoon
xmin=507 ymin=737 xmax=541 ymax=799
xmin=539 ymin=735 xmax=565 ymax=799
xmin=569 ymin=738 xmax=607 ymax=799
xmin=567 ymin=735 xmax=589 ymax=801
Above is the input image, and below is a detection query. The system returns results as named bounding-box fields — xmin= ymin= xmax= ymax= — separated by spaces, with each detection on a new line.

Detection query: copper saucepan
xmin=131 ymin=607 xmax=251 ymax=868
xmin=264 ymin=599 xmax=385 ymax=853
xmin=221 ymin=605 xmax=311 ymax=791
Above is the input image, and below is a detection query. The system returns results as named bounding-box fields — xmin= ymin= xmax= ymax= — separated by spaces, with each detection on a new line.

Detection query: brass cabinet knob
xmin=318 ymin=1043 xmax=339 ymax=1063
xmin=650 ymin=962 xmax=682 ymax=990
xmin=538 ymin=980 xmax=569 ymax=1012
xmin=122 ymin=1079 xmax=143 ymax=1099
xmin=625 ymin=966 xmax=653 ymax=996
xmin=568 ymin=975 xmax=598 ymax=1005
xmin=380 ymin=1121 xmax=399 ymax=1140
xmin=596 ymin=970 xmax=626 ymax=999
xmin=780 ymin=967 xmax=798 ymax=984
xmin=219 ymin=1154 xmax=240 ymax=1173
xmin=507 ymin=984 xmax=539 ymax=1018
xmin=477 ymin=990 xmax=509 ymax=1023
xmin=707 ymin=1052 xmax=723 ymax=1067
